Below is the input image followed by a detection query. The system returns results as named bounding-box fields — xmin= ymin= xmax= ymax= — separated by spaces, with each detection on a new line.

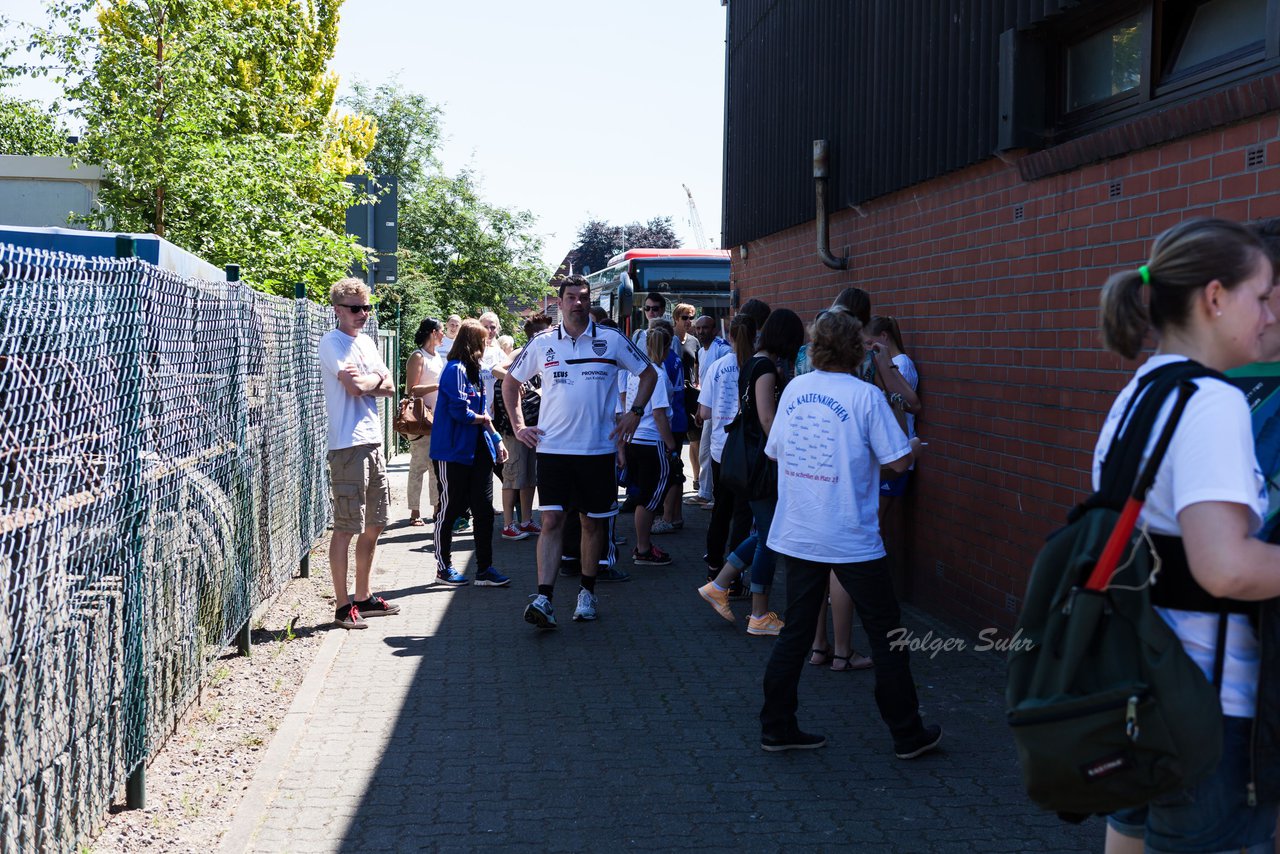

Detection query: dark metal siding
xmin=723 ymin=0 xmax=1103 ymax=247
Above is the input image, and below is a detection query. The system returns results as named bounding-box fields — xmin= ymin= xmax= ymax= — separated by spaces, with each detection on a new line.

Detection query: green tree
xmin=0 ymin=95 xmax=68 ymax=156
xmin=570 ymin=216 xmax=681 ymax=275
xmin=12 ymin=0 xmax=374 ymax=298
xmin=340 ymin=82 xmax=549 ymax=367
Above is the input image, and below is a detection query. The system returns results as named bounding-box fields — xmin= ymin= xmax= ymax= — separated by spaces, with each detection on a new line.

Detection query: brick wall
xmin=733 ymin=113 xmax=1280 ymax=632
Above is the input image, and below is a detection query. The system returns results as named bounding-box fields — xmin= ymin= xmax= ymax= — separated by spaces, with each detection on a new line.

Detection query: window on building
xmin=1163 ymin=0 xmax=1267 ymax=79
xmin=1043 ymin=0 xmax=1279 ymax=135
xmin=1066 ymin=16 xmax=1145 ymax=111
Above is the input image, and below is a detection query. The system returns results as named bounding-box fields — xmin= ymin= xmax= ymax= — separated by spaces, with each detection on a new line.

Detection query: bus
xmin=582 ymin=248 xmax=731 ymax=336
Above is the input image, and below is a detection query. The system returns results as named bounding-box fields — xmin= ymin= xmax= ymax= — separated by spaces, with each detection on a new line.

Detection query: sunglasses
xmin=341 ymin=304 xmax=373 ymax=314
xmin=644 ymin=305 xmax=663 ymax=313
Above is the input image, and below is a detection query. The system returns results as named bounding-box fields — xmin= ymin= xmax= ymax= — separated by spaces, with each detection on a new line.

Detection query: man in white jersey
xmin=504 ymin=275 xmax=657 ymax=629
xmin=317 ymin=278 xmax=401 ymax=629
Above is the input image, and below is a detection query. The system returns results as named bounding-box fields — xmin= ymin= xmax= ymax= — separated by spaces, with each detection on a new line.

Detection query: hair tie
xmin=1138 ymin=265 xmax=1151 ymax=285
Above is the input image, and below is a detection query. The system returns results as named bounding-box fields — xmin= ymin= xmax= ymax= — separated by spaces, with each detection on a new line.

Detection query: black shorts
xmin=537 ymin=453 xmax=618 ymax=517
xmin=625 ymin=443 xmax=678 ymax=512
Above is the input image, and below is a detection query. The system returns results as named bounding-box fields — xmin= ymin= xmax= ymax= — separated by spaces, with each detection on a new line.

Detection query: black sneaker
xmin=559 ymin=558 xmax=582 ymax=578
xmin=894 ymin=724 xmax=943 ymax=760
xmin=596 ymin=565 xmax=631 ymax=582
xmin=353 ymin=595 xmax=400 ymax=617
xmin=761 ymin=729 xmax=827 ymax=752
xmin=334 ymin=602 xmax=368 ymax=630
xmin=727 ymin=578 xmax=749 ymax=601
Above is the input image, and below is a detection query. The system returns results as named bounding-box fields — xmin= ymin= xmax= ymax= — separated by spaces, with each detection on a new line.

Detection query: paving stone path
xmin=222 ymin=457 xmax=1098 ymax=853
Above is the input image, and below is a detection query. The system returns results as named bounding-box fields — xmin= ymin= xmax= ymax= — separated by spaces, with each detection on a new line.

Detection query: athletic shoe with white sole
xmin=573 ymin=588 xmax=598 ymax=622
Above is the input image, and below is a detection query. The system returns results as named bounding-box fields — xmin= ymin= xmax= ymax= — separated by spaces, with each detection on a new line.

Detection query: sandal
xmin=808 ymin=647 xmax=834 ymax=667
xmin=408 ymin=516 xmax=426 ymax=527
xmin=831 ymin=652 xmax=874 ymax=672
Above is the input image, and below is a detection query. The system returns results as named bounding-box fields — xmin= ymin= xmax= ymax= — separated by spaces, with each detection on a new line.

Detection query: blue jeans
xmin=1108 ymin=715 xmax=1277 ymax=853
xmin=760 ymin=555 xmax=924 ymax=743
xmin=725 ymin=500 xmax=778 ymax=593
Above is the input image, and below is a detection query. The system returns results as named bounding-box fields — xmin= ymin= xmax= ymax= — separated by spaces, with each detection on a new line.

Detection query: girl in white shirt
xmin=626 ymin=327 xmax=679 ymax=565
xmin=404 ymin=317 xmax=446 ymax=525
xmin=1097 ymin=218 xmax=1280 ymax=854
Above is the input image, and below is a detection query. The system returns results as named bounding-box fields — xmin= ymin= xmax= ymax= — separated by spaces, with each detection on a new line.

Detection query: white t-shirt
xmin=697 ymin=352 xmax=740 ymax=462
xmin=698 ymin=338 xmax=733 ymax=386
xmin=627 ymin=370 xmax=673 ymax=445
xmin=765 ymin=371 xmax=910 ymax=563
xmin=410 ymin=348 xmax=446 ymax=411
xmin=892 ymin=353 xmax=919 ymax=439
xmin=318 ymin=329 xmax=388 ymax=451
xmin=440 ymin=336 xmax=454 ymax=357
xmin=1092 ymin=354 xmax=1266 ymax=717
xmin=508 ymin=321 xmax=652 ymax=455
xmin=479 ymin=344 xmax=503 ymax=416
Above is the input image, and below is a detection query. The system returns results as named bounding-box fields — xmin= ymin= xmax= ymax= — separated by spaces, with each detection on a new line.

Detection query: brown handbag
xmin=394 ymin=395 xmax=433 ymax=437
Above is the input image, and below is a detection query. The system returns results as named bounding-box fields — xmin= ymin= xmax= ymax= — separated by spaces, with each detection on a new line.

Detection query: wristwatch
xmin=628 ymin=404 xmax=644 ymax=416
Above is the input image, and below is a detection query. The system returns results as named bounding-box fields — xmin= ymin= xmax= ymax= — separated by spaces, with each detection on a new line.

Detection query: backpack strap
xmin=1086 ymin=360 xmax=1226 ymax=512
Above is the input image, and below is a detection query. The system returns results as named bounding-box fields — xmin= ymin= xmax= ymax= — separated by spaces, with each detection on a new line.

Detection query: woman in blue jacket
xmin=430 ymin=319 xmax=509 ymax=587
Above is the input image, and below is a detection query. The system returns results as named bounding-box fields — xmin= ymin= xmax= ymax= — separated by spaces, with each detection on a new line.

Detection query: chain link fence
xmin=0 ymin=241 xmax=345 ymax=852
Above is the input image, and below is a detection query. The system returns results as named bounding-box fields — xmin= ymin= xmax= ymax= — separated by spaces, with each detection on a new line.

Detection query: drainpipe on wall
xmin=813 ymin=139 xmax=849 ymax=271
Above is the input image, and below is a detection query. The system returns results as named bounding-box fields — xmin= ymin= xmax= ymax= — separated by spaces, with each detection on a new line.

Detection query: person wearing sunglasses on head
xmin=318 ymin=278 xmax=401 ymax=630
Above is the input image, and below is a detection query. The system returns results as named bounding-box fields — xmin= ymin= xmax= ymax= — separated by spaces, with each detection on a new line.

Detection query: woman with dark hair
xmin=758 ymin=307 xmax=937 ymax=758
xmin=429 ymin=319 xmax=510 ymax=588
xmin=404 ymin=317 xmax=445 ymax=526
xmin=698 ymin=312 xmax=759 ymax=588
xmin=699 ymin=309 xmax=805 ymax=636
xmin=1093 ymin=219 xmax=1280 ymax=854
xmin=796 ymin=288 xmax=868 ymax=376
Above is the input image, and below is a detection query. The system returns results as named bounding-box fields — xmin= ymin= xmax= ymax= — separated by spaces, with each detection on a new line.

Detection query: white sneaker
xmin=650 ymin=519 xmax=676 ymax=535
xmin=573 ymin=588 xmax=598 ymax=622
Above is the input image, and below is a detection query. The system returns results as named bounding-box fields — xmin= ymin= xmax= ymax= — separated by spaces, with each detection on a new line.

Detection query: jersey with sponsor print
xmin=508 ymin=321 xmax=652 ymax=455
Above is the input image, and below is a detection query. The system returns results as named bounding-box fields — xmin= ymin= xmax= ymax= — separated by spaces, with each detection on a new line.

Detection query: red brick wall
xmin=733 ymin=113 xmax=1280 ymax=632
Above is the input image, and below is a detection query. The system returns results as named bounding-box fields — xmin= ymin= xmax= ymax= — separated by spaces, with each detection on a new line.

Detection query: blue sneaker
xmin=436 ymin=567 xmax=469 ymax=586
xmin=523 ymin=594 xmax=557 ymax=630
xmin=596 ymin=566 xmax=631 ymax=582
xmin=452 ymin=517 xmax=471 ymax=533
xmin=474 ymin=566 xmax=510 ymax=587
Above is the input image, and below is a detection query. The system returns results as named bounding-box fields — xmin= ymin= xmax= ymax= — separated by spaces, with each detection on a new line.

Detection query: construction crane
xmin=683 ymin=183 xmax=709 ymax=249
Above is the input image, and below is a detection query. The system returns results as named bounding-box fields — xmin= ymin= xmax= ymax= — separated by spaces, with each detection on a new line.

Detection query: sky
xmin=0 ymin=0 xmax=729 ymax=270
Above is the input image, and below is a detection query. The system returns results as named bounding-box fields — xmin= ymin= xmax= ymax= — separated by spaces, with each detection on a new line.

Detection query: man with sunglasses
xmin=318 ymin=278 xmax=400 ymax=630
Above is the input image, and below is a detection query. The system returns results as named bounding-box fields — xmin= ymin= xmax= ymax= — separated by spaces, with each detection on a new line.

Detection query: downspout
xmin=813 ymin=140 xmax=848 ymax=270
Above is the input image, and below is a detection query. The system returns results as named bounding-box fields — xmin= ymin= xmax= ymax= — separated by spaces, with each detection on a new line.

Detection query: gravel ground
xmin=89 ymin=538 xmax=339 ymax=854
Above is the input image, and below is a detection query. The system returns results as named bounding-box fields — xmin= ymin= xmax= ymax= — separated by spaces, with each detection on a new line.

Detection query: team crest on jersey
xmin=544 ymin=346 xmax=559 ymax=368
xmin=592 ymin=339 xmax=607 ymax=356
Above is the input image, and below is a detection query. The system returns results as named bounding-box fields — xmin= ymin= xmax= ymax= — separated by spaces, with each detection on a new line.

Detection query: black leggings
xmin=705 ymin=460 xmax=753 ymax=569
xmin=433 ymin=433 xmax=495 ymax=574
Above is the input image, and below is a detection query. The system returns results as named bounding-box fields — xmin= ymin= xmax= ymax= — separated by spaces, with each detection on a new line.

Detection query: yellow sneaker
xmin=747 ymin=612 xmax=784 ymax=636
xmin=697 ymin=582 xmax=735 ymax=623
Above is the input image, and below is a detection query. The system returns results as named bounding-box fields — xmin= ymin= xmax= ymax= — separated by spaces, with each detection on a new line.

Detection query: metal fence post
xmin=295 ymin=281 xmax=311 ymax=579
xmin=118 ymin=235 xmax=146 ymax=810
xmin=228 ymin=264 xmax=252 ymax=658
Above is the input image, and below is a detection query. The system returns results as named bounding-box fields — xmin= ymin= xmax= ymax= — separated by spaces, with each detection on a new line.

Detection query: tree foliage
xmin=12 ymin=0 xmax=374 ymax=298
xmin=339 ymin=82 xmax=549 ymax=367
xmin=569 ymin=216 xmax=681 ymax=275
xmin=0 ymin=95 xmax=68 ymax=156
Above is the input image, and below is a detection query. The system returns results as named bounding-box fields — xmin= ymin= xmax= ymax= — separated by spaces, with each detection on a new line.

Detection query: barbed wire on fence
xmin=0 ymin=241 xmax=339 ymax=853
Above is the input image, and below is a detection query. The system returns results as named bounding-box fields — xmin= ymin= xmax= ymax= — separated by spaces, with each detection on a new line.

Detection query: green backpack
xmin=1006 ymin=361 xmax=1225 ymax=818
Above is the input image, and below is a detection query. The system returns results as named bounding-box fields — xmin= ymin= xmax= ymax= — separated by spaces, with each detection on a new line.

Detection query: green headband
xmin=1138 ymin=265 xmax=1151 ymax=285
